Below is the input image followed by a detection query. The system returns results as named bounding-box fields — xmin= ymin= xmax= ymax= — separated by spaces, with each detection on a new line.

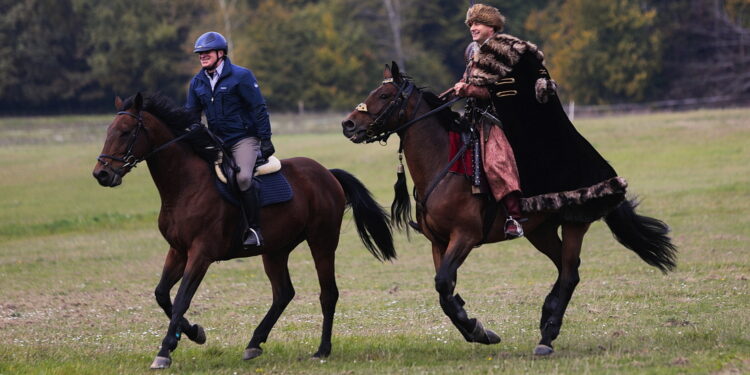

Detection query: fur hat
xmin=465 ymin=4 xmax=505 ymax=31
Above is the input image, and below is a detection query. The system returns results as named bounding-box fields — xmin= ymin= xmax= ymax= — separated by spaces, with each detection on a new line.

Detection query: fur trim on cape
xmin=468 ymin=33 xmax=545 ymax=86
xmin=535 ymin=77 xmax=558 ymax=103
xmin=521 ymin=177 xmax=628 ymax=222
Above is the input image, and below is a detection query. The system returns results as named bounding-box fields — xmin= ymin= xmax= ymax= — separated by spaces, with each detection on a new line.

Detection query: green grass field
xmin=0 ymin=108 xmax=748 ymax=374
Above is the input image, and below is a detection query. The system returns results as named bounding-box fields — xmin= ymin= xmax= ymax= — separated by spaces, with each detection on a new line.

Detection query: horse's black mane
xmin=399 ymin=75 xmax=462 ymax=131
xmin=120 ymin=93 xmax=218 ymax=162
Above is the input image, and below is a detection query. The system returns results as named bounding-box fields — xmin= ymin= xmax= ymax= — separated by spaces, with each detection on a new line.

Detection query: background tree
xmin=1 ymin=0 xmax=749 ymax=114
xmin=234 ymin=0 xmax=381 ymax=111
xmin=654 ymin=0 xmax=750 ymax=99
xmin=526 ymin=0 xmax=662 ymax=104
xmin=76 ymin=0 xmax=207 ymax=105
xmin=0 ymin=0 xmax=87 ymax=111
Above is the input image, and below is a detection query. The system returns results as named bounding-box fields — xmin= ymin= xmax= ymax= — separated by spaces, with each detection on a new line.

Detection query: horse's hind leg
xmin=151 ymin=252 xmax=211 ymax=369
xmin=525 ymin=221 xmax=563 ymax=338
xmin=154 ymin=248 xmax=206 ymax=345
xmin=534 ymin=221 xmax=589 ymax=355
xmin=308 ymin=234 xmax=339 ymax=358
xmin=243 ymin=252 xmax=295 ymax=361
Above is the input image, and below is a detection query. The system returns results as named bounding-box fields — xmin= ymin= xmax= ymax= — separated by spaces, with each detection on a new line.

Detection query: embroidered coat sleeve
xmin=519 ymin=53 xmax=557 ymax=104
xmin=459 ymin=64 xmax=491 ymax=99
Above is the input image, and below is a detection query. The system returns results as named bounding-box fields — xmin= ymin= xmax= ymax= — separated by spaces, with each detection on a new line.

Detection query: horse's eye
xmin=379 ymin=93 xmax=390 ymax=99
xmin=120 ymin=131 xmax=131 ymax=137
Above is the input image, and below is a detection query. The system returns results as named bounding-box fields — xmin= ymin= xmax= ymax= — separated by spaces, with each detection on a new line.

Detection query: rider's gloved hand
xmin=260 ymin=139 xmax=275 ymax=159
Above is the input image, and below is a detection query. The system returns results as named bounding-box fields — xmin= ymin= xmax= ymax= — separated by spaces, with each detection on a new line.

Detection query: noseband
xmin=97 ymin=110 xmax=204 ymax=177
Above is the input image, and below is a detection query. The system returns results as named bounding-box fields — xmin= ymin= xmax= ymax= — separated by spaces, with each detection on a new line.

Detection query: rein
xmin=419 ymin=137 xmax=470 ymax=211
xmin=97 ymin=110 xmax=204 ymax=176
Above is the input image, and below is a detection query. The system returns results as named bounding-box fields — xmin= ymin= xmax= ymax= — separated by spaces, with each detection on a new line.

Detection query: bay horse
xmin=92 ymin=93 xmax=395 ymax=369
xmin=341 ymin=63 xmax=676 ymax=355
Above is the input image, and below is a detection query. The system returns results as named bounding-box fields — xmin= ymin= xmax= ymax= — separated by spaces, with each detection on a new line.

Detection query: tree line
xmin=0 ymin=0 xmax=748 ymax=114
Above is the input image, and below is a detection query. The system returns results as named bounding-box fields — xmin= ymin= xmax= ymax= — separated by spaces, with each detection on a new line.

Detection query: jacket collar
xmin=198 ymin=57 xmax=234 ymax=83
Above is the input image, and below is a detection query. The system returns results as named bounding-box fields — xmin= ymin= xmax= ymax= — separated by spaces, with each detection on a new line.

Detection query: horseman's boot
xmin=240 ymin=182 xmax=263 ymax=247
xmin=502 ymin=192 xmax=524 ymax=239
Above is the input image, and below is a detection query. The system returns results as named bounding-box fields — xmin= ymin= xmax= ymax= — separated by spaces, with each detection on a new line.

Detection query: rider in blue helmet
xmin=186 ymin=31 xmax=274 ymax=247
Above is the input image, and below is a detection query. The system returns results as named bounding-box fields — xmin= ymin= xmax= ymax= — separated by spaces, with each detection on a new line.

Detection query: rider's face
xmin=469 ymin=22 xmax=494 ymax=44
xmin=198 ymin=50 xmax=223 ymax=71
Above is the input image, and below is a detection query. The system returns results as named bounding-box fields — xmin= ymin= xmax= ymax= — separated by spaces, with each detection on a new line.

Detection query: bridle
xmin=355 ymin=78 xmax=462 ymax=144
xmin=356 ymin=77 xmax=414 ymax=143
xmin=97 ymin=111 xmax=148 ymax=177
xmin=97 ymin=110 xmax=204 ymax=177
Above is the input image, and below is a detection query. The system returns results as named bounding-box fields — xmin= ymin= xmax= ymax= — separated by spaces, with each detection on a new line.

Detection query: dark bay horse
xmin=341 ymin=63 xmax=676 ymax=355
xmin=92 ymin=93 xmax=395 ymax=369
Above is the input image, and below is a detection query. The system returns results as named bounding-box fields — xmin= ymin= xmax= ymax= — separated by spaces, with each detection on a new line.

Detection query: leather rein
xmin=97 ymin=110 xmax=204 ymax=176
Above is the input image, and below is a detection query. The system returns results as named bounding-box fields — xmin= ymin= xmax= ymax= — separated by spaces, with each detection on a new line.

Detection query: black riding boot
xmin=240 ymin=183 xmax=263 ymax=247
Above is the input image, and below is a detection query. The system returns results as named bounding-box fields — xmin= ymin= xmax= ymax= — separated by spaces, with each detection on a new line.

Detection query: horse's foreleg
xmin=151 ymin=254 xmax=211 ymax=369
xmin=243 ymin=252 xmax=295 ymax=361
xmin=434 ymin=239 xmax=501 ymax=345
xmin=154 ymin=248 xmax=205 ymax=345
xmin=309 ymin=242 xmax=338 ymax=359
xmin=535 ymin=222 xmax=589 ymax=355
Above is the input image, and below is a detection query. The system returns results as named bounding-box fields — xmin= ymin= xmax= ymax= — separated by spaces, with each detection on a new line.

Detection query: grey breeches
xmin=231 ymin=137 xmax=261 ymax=191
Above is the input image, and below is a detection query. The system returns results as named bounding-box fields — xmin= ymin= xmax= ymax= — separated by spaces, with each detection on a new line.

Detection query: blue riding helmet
xmin=193 ymin=31 xmax=228 ymax=53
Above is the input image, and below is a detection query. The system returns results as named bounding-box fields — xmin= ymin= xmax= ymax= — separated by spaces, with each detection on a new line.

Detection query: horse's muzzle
xmin=341 ymin=119 xmax=365 ymax=143
xmin=93 ymin=168 xmax=122 ymax=187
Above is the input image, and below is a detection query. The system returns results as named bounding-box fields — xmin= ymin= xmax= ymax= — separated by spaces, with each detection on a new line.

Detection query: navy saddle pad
xmin=214 ymin=171 xmax=293 ymax=207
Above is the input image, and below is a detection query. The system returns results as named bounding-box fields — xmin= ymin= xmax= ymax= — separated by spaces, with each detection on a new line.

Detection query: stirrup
xmin=243 ymin=228 xmax=263 ymax=247
xmin=504 ymin=217 xmax=524 ymax=239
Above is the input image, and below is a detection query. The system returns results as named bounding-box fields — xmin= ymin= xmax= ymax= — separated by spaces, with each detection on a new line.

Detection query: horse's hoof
xmin=149 ymin=356 xmax=172 ymax=370
xmin=472 ymin=320 xmax=501 ymax=345
xmin=312 ymin=350 xmax=330 ymax=359
xmin=484 ymin=328 xmax=502 ymax=345
xmin=190 ymin=324 xmax=206 ymax=345
xmin=534 ymin=344 xmax=554 ymax=356
xmin=243 ymin=347 xmax=263 ymax=361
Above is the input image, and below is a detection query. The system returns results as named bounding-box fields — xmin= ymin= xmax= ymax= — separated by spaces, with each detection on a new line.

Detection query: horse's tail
xmin=330 ymin=169 xmax=396 ymax=261
xmin=604 ymin=198 xmax=677 ymax=273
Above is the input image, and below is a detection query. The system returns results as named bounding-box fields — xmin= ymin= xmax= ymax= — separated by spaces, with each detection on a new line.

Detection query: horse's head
xmin=342 ymin=61 xmax=414 ymax=143
xmin=92 ymin=93 xmax=151 ymax=187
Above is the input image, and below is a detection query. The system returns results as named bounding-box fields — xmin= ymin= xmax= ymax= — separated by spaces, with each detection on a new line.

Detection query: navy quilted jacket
xmin=185 ymin=57 xmax=271 ymax=146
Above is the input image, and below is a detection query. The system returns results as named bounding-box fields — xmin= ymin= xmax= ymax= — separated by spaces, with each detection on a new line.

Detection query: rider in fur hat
xmin=453 ymin=3 xmax=524 ymax=239
xmin=452 ymin=4 xmax=627 ymax=225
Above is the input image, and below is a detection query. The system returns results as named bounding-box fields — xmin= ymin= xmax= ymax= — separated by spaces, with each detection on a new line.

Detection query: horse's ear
xmin=134 ymin=92 xmax=143 ymax=111
xmin=114 ymin=96 xmax=123 ymax=110
xmin=383 ymin=63 xmax=392 ymax=79
xmin=391 ymin=61 xmax=402 ymax=83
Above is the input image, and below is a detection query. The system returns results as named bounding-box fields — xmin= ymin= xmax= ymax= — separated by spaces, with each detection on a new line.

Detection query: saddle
xmin=213 ymin=151 xmax=293 ymax=207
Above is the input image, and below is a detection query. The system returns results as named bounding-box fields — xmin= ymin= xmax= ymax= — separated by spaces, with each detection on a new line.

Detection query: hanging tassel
xmin=391 ymin=150 xmax=412 ymax=235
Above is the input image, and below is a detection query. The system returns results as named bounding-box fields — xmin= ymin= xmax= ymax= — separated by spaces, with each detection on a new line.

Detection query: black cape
xmin=469 ymin=34 xmax=626 ymax=222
